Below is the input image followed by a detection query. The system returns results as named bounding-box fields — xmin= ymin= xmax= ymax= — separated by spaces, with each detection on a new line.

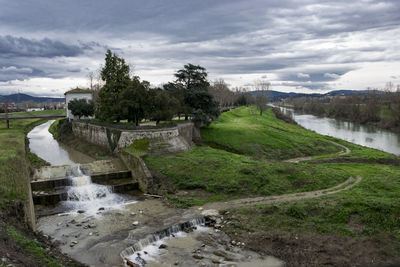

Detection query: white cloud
xmin=324 ymin=73 xmax=340 ymax=79
xmin=297 ymin=73 xmax=310 ymax=78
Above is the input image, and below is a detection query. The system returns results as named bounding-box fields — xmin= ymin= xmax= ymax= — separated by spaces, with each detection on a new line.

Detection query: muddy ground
xmin=0 ymin=200 xmax=85 ymax=267
xmin=222 ymin=224 xmax=400 ymax=267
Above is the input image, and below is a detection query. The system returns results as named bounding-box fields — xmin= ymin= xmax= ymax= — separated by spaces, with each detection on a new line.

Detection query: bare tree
xmin=88 ymin=71 xmax=95 ymax=90
xmin=254 ymin=79 xmax=270 ymax=115
xmin=208 ymin=79 xmax=238 ymax=107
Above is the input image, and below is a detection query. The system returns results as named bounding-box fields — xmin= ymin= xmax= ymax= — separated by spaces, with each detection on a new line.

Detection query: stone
xmin=130 ymin=212 xmax=136 ymax=216
xmin=77 ymin=210 xmax=85 ymax=214
xmin=201 ymin=209 xmax=219 ymax=217
xmin=98 ymin=207 xmax=105 ymax=211
xmin=132 ymin=221 xmax=139 ymax=226
xmin=88 ymin=223 xmax=96 ymax=228
xmin=193 ymin=254 xmax=204 ymax=260
xmin=174 ymin=261 xmax=179 ymax=265
xmin=212 ymin=259 xmax=221 ymax=264
xmin=159 ymin=244 xmax=168 ymax=249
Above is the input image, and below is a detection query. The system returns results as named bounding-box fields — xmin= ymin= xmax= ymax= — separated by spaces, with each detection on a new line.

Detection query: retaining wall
xmin=71 ymin=121 xmax=196 ymax=154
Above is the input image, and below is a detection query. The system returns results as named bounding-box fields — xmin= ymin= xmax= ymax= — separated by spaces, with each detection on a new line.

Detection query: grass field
xmin=145 ymin=106 xmax=360 ymax=207
xmin=225 ymin=163 xmax=400 ymax=240
xmin=145 ymin=105 xmax=400 ymax=261
xmin=201 ymin=106 xmax=340 ymax=160
xmin=0 ymin=117 xmax=47 ymax=200
xmin=146 ymin=146 xmax=349 ymax=206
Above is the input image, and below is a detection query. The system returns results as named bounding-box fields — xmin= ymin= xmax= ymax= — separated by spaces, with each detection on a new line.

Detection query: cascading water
xmin=120 ymin=217 xmax=206 ymax=266
xmin=61 ymin=165 xmax=133 ymax=214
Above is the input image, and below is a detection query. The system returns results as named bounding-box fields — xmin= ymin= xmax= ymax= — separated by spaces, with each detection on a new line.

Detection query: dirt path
xmin=284 ymin=140 xmax=351 ymax=163
xmin=197 ymin=141 xmax=356 ymax=211
xmin=199 ymin=176 xmax=362 ymax=211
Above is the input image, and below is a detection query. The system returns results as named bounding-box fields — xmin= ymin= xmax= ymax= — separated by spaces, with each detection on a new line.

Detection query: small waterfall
xmin=62 ymin=165 xmax=127 ymax=213
xmin=121 ymin=217 xmax=206 ymax=266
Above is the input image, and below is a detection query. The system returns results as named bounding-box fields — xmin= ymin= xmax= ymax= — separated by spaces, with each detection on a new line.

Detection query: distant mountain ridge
xmin=0 ymin=90 xmax=380 ymax=104
xmin=0 ymin=93 xmax=64 ymax=103
xmin=251 ymin=89 xmax=379 ymax=101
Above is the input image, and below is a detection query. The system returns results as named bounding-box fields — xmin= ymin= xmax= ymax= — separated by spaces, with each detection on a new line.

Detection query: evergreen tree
xmin=97 ymin=50 xmax=131 ymax=121
xmin=174 ymin=64 xmax=220 ymax=126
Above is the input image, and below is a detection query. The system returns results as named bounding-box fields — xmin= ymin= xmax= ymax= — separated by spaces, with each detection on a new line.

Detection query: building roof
xmin=64 ymin=88 xmax=93 ymax=95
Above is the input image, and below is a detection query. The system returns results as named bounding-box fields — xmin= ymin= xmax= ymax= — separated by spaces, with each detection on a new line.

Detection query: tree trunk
xmin=185 ymin=114 xmax=188 ymax=120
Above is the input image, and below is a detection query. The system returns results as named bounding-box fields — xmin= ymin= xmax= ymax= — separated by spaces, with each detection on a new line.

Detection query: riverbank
xmin=0 ymin=111 xmax=86 ymax=267
xmin=146 ymin=106 xmax=400 ymax=266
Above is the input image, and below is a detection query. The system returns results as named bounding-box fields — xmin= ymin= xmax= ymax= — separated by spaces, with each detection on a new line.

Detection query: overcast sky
xmin=1 ymin=0 xmax=400 ymax=97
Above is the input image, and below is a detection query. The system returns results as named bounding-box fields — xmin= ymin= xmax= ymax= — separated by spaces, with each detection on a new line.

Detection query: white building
xmin=64 ymin=88 xmax=93 ymax=120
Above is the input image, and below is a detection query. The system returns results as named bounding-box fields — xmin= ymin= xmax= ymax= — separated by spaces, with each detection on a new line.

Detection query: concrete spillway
xmin=31 ymin=159 xmax=139 ymax=216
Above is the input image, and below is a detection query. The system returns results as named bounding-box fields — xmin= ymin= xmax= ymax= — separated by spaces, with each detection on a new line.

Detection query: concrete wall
xmin=72 ymin=122 xmax=109 ymax=148
xmin=71 ymin=121 xmax=197 ymax=154
xmin=119 ymin=152 xmax=153 ymax=193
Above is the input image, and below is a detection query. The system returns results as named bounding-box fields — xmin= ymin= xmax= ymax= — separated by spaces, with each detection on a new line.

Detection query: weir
xmin=31 ymin=160 xmax=139 ymax=214
xmin=120 ymin=217 xmax=207 ymax=266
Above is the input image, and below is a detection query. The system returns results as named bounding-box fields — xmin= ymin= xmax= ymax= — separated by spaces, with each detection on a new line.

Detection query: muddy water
xmin=27 ymin=120 xmax=93 ymax=165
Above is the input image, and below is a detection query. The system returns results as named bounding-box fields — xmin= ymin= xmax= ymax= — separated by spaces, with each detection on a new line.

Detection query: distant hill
xmin=0 ymin=93 xmax=64 ymax=103
xmin=250 ymin=89 xmax=378 ymax=101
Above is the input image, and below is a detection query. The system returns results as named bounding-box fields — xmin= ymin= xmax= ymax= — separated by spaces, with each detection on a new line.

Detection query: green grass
xmin=48 ymin=118 xmax=61 ymax=139
xmin=145 ymin=146 xmax=349 ymax=206
xmin=5 ymin=224 xmax=63 ymax=267
xmin=227 ymin=163 xmax=400 ymax=240
xmin=0 ymin=110 xmax=54 ymax=200
xmin=201 ymin=106 xmax=340 ymax=160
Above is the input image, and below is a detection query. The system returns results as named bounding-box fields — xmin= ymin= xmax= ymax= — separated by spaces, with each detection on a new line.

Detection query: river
xmin=280 ymin=107 xmax=400 ymax=155
xmin=27 ymin=120 xmax=93 ymax=165
xmin=28 ymin=120 xmax=283 ymax=267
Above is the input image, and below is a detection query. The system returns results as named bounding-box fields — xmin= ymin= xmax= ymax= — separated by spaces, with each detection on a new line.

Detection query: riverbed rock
xmin=159 ymin=244 xmax=168 ymax=249
xmin=98 ymin=207 xmax=105 ymax=211
xmin=132 ymin=221 xmax=139 ymax=226
xmin=77 ymin=210 xmax=85 ymax=214
xmin=193 ymin=254 xmax=204 ymax=260
xmin=212 ymin=258 xmax=221 ymax=264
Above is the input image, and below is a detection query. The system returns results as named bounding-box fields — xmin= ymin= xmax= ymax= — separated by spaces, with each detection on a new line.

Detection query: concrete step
xmin=31 ymin=170 xmax=132 ymax=191
xmin=32 ymin=178 xmax=138 ymax=205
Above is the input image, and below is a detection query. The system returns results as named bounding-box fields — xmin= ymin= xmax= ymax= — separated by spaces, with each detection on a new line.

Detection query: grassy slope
xmin=146 ymin=105 xmax=400 ymax=242
xmin=201 ymin=106 xmax=340 ymax=160
xmin=0 ymin=111 xmax=69 ymax=266
xmin=146 ymin=146 xmax=348 ymax=206
xmin=228 ymin=163 xmax=400 ymax=240
xmin=0 ymin=118 xmax=46 ymax=200
xmin=145 ymin=106 xmax=354 ymax=206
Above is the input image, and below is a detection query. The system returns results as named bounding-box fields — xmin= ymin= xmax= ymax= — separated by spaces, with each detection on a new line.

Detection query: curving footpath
xmin=284 ymin=140 xmax=351 ymax=163
xmin=199 ymin=141 xmax=358 ymax=211
xmin=200 ymin=176 xmax=362 ymax=211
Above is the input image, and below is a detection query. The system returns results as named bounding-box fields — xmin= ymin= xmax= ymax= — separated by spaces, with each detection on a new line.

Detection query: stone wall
xmin=71 ymin=121 xmax=197 ymax=154
xmin=119 ymin=152 xmax=153 ymax=193
xmin=71 ymin=122 xmax=109 ymax=148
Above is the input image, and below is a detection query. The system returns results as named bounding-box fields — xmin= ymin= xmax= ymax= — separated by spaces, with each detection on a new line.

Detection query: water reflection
xmin=280 ymin=107 xmax=400 ymax=155
xmin=27 ymin=120 xmax=93 ymax=165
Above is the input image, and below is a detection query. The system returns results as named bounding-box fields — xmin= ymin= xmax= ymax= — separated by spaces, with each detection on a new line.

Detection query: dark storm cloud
xmin=0 ymin=0 xmax=400 ymax=93
xmin=0 ymin=35 xmax=85 ymax=58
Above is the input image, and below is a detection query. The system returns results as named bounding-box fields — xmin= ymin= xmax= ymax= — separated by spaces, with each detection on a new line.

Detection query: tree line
xmin=69 ymin=50 xmax=270 ymax=125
